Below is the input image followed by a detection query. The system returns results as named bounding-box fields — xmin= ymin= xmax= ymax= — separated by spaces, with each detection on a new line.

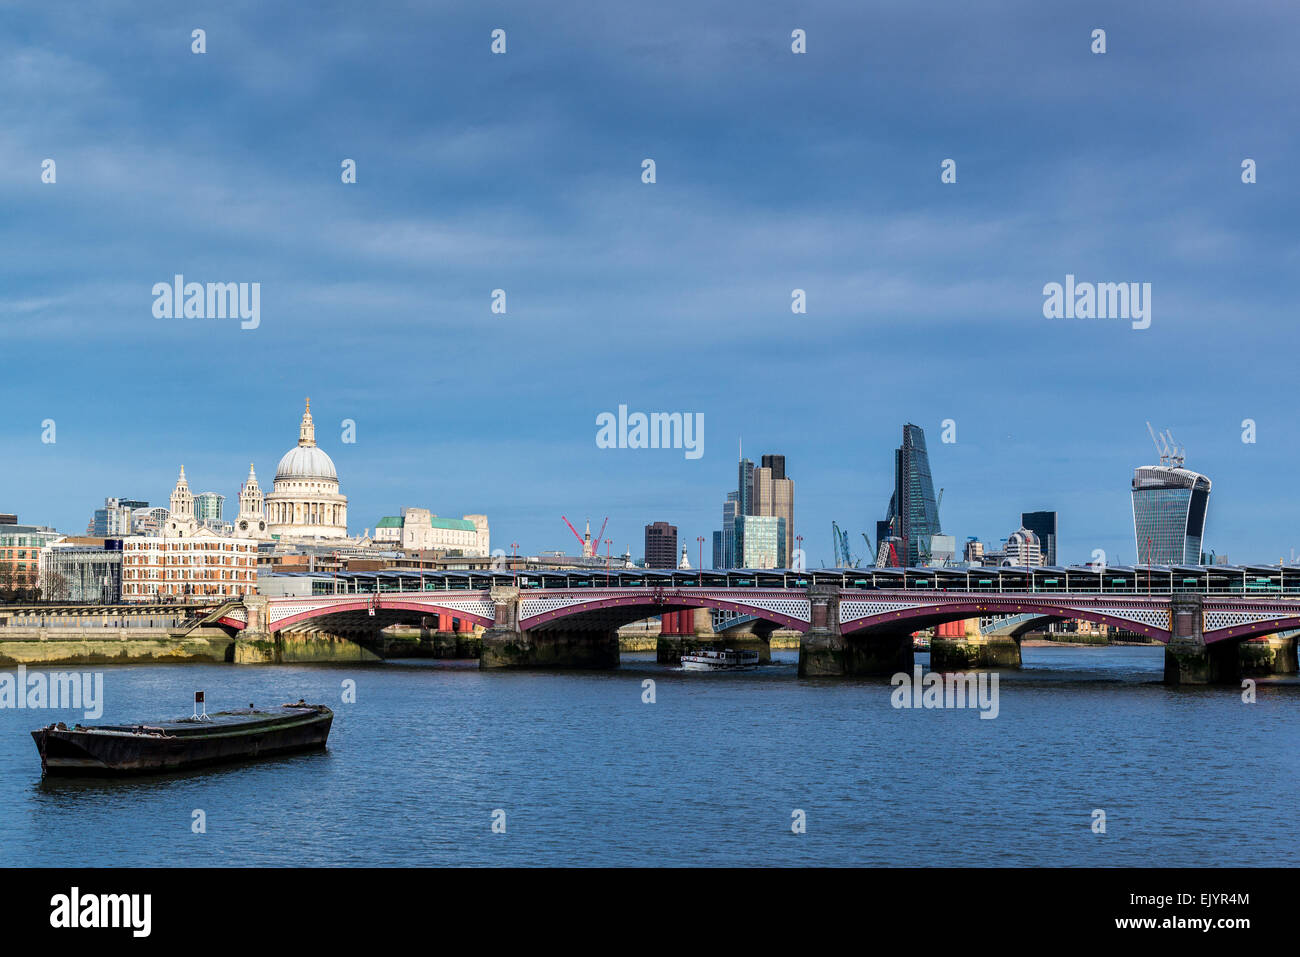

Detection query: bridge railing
xmin=267 ymin=564 xmax=1300 ymax=598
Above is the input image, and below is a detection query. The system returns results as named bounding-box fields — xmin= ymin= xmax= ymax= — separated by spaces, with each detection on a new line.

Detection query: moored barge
xmin=32 ymin=701 xmax=333 ymax=776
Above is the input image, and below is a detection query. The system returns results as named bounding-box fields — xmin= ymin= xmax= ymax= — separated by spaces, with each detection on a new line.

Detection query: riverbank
xmin=0 ymin=628 xmax=235 ymax=666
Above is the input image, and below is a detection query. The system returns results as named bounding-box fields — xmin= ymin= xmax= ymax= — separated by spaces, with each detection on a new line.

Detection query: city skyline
xmin=3 ymin=402 xmax=1290 ymax=566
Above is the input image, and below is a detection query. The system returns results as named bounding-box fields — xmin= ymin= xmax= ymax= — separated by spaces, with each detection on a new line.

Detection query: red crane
xmin=562 ymin=515 xmax=608 ymax=559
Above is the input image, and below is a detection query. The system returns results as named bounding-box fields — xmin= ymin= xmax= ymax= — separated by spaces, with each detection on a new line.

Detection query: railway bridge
xmin=221 ymin=565 xmax=1300 ymax=684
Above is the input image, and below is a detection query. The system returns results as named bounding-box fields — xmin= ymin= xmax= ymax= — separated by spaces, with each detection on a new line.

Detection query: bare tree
xmin=42 ymin=571 xmax=70 ymax=603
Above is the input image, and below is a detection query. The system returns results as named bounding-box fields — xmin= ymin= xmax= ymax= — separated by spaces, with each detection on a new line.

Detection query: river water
xmin=4 ymin=645 xmax=1298 ymax=867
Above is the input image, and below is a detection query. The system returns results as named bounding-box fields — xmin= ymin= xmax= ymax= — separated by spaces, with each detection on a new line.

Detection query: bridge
xmin=222 ymin=566 xmax=1300 ymax=683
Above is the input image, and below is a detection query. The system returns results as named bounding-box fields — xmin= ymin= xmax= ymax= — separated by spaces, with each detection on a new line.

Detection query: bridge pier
xmin=1164 ymin=596 xmax=1238 ymax=685
xmin=655 ymin=609 xmax=710 ymax=663
xmin=930 ymin=620 xmax=1021 ymax=670
xmin=1238 ymin=634 xmax=1299 ymax=677
xmin=799 ymin=586 xmax=913 ymax=677
xmin=233 ymin=595 xmax=278 ymax=664
xmin=930 ymin=636 xmax=1021 ymax=670
xmin=480 ymin=587 xmax=618 ymax=669
xmin=799 ymin=585 xmax=845 ymax=676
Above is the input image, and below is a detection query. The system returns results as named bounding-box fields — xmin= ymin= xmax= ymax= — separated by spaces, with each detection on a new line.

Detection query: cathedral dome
xmin=263 ymin=399 xmax=349 ymax=540
xmin=273 ymin=398 xmax=338 ymax=483
xmin=275 ymin=445 xmax=337 ymax=482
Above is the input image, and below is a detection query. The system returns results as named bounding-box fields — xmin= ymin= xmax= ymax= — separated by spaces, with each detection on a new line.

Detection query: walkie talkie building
xmin=1131 ymin=466 xmax=1211 ymax=565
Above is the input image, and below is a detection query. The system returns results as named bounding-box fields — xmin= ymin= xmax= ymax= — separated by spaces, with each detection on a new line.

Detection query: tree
xmin=42 ymin=571 xmax=70 ymax=603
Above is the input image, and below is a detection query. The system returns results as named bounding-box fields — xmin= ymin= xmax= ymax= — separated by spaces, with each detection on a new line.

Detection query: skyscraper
xmin=1132 ymin=467 xmax=1211 ymax=564
xmin=737 ymin=451 xmax=754 ymax=518
xmin=719 ymin=491 xmax=740 ymax=568
xmin=881 ymin=423 xmax=942 ymax=567
xmin=722 ymin=444 xmax=790 ymax=564
xmin=644 ymin=522 xmax=678 ymax=568
xmin=1021 ymin=511 xmax=1058 ymax=565
xmin=753 ymin=457 xmax=795 ymax=567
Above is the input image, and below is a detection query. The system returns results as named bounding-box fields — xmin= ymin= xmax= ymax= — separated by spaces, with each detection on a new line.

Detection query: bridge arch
xmin=262 ymin=598 xmax=494 ymax=634
xmin=1204 ymin=615 xmax=1300 ymax=645
xmin=840 ymin=599 xmax=1171 ymax=643
xmin=520 ymin=593 xmax=808 ymax=633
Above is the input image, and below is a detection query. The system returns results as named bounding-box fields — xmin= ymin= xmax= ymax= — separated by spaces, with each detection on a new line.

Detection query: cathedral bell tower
xmin=235 ymin=463 xmax=269 ymax=539
xmin=164 ymin=466 xmax=199 ymax=538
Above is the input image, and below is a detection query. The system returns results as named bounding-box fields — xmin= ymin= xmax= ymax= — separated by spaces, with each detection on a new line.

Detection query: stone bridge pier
xmin=798 ymin=585 xmax=913 ymax=677
xmin=930 ymin=619 xmax=1022 ymax=670
xmin=656 ymin=608 xmax=720 ymax=664
xmin=1164 ymin=595 xmax=1238 ymax=684
xmin=480 ymin=587 xmax=619 ymax=669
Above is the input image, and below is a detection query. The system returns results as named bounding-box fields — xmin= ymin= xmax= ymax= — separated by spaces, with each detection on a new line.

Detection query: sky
xmin=2 ymin=0 xmax=1299 ymax=566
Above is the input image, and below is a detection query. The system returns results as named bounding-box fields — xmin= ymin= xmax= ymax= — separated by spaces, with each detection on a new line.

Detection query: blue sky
xmin=3 ymin=0 xmax=1299 ymax=565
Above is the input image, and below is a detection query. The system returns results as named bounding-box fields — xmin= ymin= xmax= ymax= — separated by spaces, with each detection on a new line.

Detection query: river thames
xmin=4 ymin=646 xmax=1298 ymax=867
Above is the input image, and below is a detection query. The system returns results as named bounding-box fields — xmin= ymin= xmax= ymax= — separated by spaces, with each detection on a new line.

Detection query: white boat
xmin=680 ymin=649 xmax=760 ymax=671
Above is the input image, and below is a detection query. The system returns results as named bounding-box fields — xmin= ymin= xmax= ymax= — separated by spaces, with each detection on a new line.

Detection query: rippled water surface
xmin=4 ymin=646 xmax=1298 ymax=866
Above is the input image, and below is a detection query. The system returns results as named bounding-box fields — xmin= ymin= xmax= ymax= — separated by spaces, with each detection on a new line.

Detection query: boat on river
xmin=681 ymin=649 xmax=760 ymax=671
xmin=32 ymin=700 xmax=333 ymax=776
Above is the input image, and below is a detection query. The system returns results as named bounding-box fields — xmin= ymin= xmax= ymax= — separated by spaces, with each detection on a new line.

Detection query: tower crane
xmin=561 ymin=515 xmax=608 ymax=559
xmin=832 ymin=521 xmax=858 ymax=568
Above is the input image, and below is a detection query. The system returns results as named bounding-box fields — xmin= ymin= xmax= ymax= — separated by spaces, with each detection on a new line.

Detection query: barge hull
xmin=33 ymin=710 xmax=332 ymax=776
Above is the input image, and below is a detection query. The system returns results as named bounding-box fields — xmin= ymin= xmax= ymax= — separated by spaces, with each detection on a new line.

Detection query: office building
xmin=719 ymin=492 xmax=740 ymax=568
xmin=0 ymin=522 xmax=63 ymax=594
xmin=92 ymin=498 xmax=148 ymax=537
xmin=1132 ymin=466 xmax=1211 ymax=565
xmin=753 ymin=456 xmax=795 ymax=567
xmin=1021 ymin=511 xmax=1058 ymax=565
xmin=372 ymin=507 xmax=490 ymax=556
xmin=194 ymin=492 xmax=225 ymax=523
xmin=737 ymin=453 xmax=754 ymax=518
xmin=1004 ymin=527 xmax=1043 ymax=567
xmin=734 ymin=514 xmax=786 ymax=570
xmin=121 ymin=528 xmax=259 ymax=602
xmin=644 ymin=522 xmax=678 ymax=568
xmin=40 ymin=539 xmax=124 ymax=602
xmin=880 ymin=423 xmax=943 ymax=567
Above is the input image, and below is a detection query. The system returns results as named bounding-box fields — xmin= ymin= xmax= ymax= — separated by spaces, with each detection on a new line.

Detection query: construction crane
xmin=875 ymin=516 xmax=902 ymax=567
xmin=561 ymin=515 xmax=607 ymax=559
xmin=832 ymin=521 xmax=858 ymax=568
xmin=1146 ymin=422 xmax=1186 ymax=466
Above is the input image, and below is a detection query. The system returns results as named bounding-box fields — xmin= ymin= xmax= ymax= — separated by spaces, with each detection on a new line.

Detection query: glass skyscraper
xmin=1131 ymin=466 xmax=1211 ymax=565
xmin=713 ymin=448 xmax=794 ymax=568
xmin=720 ymin=492 xmax=740 ymax=568
xmin=1021 ymin=511 xmax=1058 ymax=566
xmin=881 ymin=423 xmax=942 ymax=567
xmin=737 ymin=456 xmax=754 ymax=517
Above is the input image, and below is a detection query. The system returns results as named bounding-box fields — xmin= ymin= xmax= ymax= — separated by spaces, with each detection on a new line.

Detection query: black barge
xmin=32 ymin=702 xmax=333 ymax=776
